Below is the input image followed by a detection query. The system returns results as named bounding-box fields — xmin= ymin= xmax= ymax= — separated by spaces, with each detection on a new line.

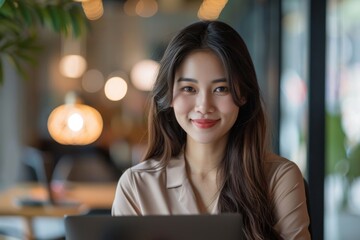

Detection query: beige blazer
xmin=112 ymin=153 xmax=311 ymax=240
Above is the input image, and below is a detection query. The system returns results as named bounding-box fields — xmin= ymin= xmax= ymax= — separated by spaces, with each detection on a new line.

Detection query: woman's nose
xmin=195 ymin=92 xmax=215 ymax=114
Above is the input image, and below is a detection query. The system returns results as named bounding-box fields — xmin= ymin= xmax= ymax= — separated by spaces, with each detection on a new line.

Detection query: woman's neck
xmin=184 ymin=138 xmax=226 ymax=177
xmin=184 ymin=138 xmax=226 ymax=213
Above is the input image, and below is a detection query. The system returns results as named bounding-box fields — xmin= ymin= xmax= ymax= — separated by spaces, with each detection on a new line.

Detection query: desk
xmin=0 ymin=182 xmax=117 ymax=239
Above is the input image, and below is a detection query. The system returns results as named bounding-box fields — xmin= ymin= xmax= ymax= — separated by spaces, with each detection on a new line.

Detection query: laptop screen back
xmin=65 ymin=214 xmax=244 ymax=240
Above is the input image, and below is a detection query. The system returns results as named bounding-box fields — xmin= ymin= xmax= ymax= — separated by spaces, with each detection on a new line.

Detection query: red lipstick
xmin=192 ymin=119 xmax=219 ymax=129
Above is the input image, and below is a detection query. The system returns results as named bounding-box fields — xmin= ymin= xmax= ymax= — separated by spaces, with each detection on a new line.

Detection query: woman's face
xmin=172 ymin=50 xmax=239 ymax=145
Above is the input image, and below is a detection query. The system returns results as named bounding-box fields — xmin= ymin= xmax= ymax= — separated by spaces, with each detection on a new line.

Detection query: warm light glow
xmin=135 ymin=0 xmax=158 ymax=18
xmin=124 ymin=0 xmax=138 ymax=16
xmin=130 ymin=59 xmax=159 ymax=91
xmin=48 ymin=104 xmax=103 ymax=145
xmin=82 ymin=0 xmax=104 ymax=20
xmin=59 ymin=55 xmax=87 ymax=78
xmin=197 ymin=0 xmax=228 ymax=20
xmin=82 ymin=69 xmax=104 ymax=93
xmin=104 ymin=77 xmax=128 ymax=101
xmin=67 ymin=113 xmax=84 ymax=132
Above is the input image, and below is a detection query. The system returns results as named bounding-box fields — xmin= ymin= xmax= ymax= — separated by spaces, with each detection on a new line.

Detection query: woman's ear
xmin=240 ymin=97 xmax=247 ymax=106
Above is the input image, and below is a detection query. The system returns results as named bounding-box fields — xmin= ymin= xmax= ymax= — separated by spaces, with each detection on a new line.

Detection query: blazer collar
xmin=166 ymin=153 xmax=187 ymax=188
xmin=165 ymin=152 xmax=220 ymax=214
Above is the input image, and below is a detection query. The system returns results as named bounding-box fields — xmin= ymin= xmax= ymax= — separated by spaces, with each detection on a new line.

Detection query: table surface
xmin=0 ymin=182 xmax=117 ymax=218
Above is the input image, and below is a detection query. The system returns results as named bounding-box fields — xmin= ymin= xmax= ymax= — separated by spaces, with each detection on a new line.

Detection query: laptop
xmin=65 ymin=214 xmax=244 ymax=240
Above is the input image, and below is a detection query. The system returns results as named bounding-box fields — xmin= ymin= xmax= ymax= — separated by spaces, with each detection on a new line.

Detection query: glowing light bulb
xmin=67 ymin=113 xmax=84 ymax=132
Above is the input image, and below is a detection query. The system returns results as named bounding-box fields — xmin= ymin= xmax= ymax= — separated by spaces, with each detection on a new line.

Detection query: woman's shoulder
xmin=119 ymin=159 xmax=166 ymax=183
xmin=264 ymin=153 xmax=303 ymax=180
xmin=117 ymin=159 xmax=166 ymax=190
xmin=117 ymin=156 xmax=185 ymax=192
xmin=265 ymin=154 xmax=311 ymax=239
xmin=264 ymin=153 xmax=300 ymax=171
xmin=121 ymin=156 xmax=184 ymax=178
xmin=128 ymin=154 xmax=185 ymax=173
xmin=130 ymin=159 xmax=165 ymax=172
xmin=264 ymin=153 xmax=304 ymax=189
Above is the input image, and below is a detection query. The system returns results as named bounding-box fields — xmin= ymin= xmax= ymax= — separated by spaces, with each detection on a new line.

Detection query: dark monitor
xmin=65 ymin=214 xmax=244 ymax=240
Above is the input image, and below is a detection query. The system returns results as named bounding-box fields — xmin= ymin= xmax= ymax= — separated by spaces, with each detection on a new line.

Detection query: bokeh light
xmin=104 ymin=77 xmax=128 ymax=101
xmin=81 ymin=0 xmax=104 ymax=20
xmin=82 ymin=69 xmax=104 ymax=93
xmin=130 ymin=59 xmax=159 ymax=91
xmin=197 ymin=0 xmax=228 ymax=20
xmin=59 ymin=55 xmax=87 ymax=78
xmin=135 ymin=0 xmax=158 ymax=18
xmin=124 ymin=0 xmax=138 ymax=16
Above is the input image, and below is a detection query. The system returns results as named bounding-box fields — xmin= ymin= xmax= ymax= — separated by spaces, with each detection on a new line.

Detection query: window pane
xmin=326 ymin=0 xmax=360 ymax=239
xmin=280 ymin=0 xmax=309 ymax=174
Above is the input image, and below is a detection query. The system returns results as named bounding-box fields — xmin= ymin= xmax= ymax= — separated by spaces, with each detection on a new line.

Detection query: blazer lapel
xmin=166 ymin=154 xmax=200 ymax=214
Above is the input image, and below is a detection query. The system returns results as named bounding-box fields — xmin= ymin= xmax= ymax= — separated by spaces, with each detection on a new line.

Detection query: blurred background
xmin=0 ymin=0 xmax=359 ymax=239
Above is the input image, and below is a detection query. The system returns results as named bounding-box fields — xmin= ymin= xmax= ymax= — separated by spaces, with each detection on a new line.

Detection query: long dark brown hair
xmin=143 ymin=20 xmax=278 ymax=239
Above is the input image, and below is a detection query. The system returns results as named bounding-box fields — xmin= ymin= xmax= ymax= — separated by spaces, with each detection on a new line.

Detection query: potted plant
xmin=0 ymin=0 xmax=88 ymax=84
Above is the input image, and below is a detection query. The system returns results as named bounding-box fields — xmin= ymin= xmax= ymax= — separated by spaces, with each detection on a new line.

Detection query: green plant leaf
xmin=69 ymin=7 xmax=81 ymax=37
xmin=7 ymin=54 xmax=28 ymax=81
xmin=0 ymin=39 xmax=17 ymax=52
xmin=0 ymin=2 xmax=13 ymax=18
xmin=47 ymin=5 xmax=61 ymax=32
xmin=5 ymin=1 xmax=19 ymax=18
xmin=14 ymin=50 xmax=36 ymax=63
xmin=348 ymin=144 xmax=360 ymax=181
xmin=326 ymin=112 xmax=347 ymax=175
xmin=58 ymin=7 xmax=69 ymax=35
xmin=33 ymin=5 xmax=45 ymax=25
xmin=0 ymin=18 xmax=22 ymax=34
xmin=0 ymin=0 xmax=89 ymax=85
xmin=17 ymin=1 xmax=34 ymax=26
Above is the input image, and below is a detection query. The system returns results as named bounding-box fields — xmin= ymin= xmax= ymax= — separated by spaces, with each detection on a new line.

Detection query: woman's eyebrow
xmin=177 ymin=77 xmax=197 ymax=83
xmin=212 ymin=78 xmax=227 ymax=83
xmin=176 ymin=77 xmax=227 ymax=83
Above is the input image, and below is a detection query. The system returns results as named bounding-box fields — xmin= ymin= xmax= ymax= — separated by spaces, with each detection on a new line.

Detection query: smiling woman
xmin=112 ymin=20 xmax=311 ymax=240
xmin=172 ymin=50 xmax=239 ymax=145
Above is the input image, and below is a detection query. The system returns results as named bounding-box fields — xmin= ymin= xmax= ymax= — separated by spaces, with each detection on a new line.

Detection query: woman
xmin=112 ymin=20 xmax=310 ymax=239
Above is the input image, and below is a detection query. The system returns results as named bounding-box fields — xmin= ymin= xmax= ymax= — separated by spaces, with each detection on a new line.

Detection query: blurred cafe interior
xmin=1 ymin=0 xmax=360 ymax=239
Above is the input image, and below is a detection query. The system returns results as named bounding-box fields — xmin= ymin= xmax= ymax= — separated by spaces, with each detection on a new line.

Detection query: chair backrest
xmin=21 ymin=146 xmax=53 ymax=183
xmin=52 ymin=153 xmax=118 ymax=183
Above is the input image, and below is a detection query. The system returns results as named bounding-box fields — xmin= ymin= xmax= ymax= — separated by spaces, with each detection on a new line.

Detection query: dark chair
xmin=53 ymin=153 xmax=114 ymax=219
xmin=52 ymin=153 xmax=118 ymax=183
xmin=20 ymin=146 xmax=54 ymax=183
xmin=303 ymin=178 xmax=312 ymax=237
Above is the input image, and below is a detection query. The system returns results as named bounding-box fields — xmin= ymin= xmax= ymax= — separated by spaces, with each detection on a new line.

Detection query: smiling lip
xmin=192 ymin=119 xmax=219 ymax=129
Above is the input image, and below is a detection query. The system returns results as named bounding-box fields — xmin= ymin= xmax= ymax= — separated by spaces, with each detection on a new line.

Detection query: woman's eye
xmin=214 ymin=86 xmax=229 ymax=93
xmin=182 ymin=86 xmax=196 ymax=93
